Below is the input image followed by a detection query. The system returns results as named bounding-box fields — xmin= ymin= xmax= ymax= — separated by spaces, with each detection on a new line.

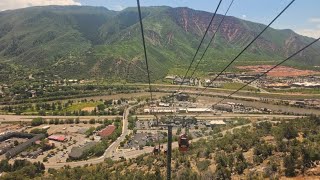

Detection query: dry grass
xmin=81 ymin=107 xmax=96 ymax=112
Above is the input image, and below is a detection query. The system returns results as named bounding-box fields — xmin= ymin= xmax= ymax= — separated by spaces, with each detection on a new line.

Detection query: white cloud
xmin=309 ymin=18 xmax=320 ymax=23
xmin=112 ymin=4 xmax=125 ymax=11
xmin=241 ymin=14 xmax=247 ymax=19
xmin=295 ymin=17 xmax=320 ymax=38
xmin=0 ymin=0 xmax=81 ymax=11
xmin=296 ymin=29 xmax=320 ymax=39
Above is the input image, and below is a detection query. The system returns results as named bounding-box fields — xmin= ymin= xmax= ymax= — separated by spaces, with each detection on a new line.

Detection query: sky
xmin=0 ymin=0 xmax=319 ymax=38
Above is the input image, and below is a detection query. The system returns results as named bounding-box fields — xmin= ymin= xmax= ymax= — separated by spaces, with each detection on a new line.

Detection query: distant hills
xmin=0 ymin=6 xmax=319 ymax=83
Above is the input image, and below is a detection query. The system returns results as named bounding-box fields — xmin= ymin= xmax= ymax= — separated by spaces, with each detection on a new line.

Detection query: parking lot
xmin=123 ymin=132 xmax=166 ymax=150
xmin=136 ymin=119 xmax=168 ymax=129
xmin=0 ymin=137 xmax=28 ymax=158
xmin=121 ymin=118 xmax=236 ymax=151
xmin=11 ymin=123 xmax=102 ymax=164
xmin=0 ymin=124 xmax=23 ymax=134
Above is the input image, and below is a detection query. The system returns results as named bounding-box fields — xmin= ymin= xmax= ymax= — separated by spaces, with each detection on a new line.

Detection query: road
xmin=132 ymin=83 xmax=319 ymax=98
xmin=233 ymin=78 xmax=269 ymax=94
xmin=0 ymin=114 xmax=301 ymax=123
xmin=178 ymin=89 xmax=320 ymax=115
xmin=103 ymin=103 xmax=141 ymax=158
xmin=0 ymin=115 xmax=122 ymax=122
xmin=135 ymin=114 xmax=301 ymax=120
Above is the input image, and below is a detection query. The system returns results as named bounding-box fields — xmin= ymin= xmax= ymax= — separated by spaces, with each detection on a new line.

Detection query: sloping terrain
xmin=0 ymin=6 xmax=319 ymax=83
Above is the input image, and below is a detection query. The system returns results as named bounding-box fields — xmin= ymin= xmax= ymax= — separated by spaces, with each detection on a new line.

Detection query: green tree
xmin=215 ymin=164 xmax=231 ymax=179
xmin=89 ymin=119 xmax=96 ymax=124
xmin=155 ymin=167 xmax=162 ymax=180
xmin=215 ymin=152 xmax=228 ymax=167
xmin=235 ymin=161 xmax=247 ymax=175
xmin=38 ymin=110 xmax=46 ymax=116
xmin=0 ymin=159 xmax=11 ymax=172
xmin=97 ymin=104 xmax=106 ymax=111
xmin=235 ymin=152 xmax=247 ymax=174
xmin=273 ymin=123 xmax=298 ymax=141
xmin=283 ymin=124 xmax=298 ymax=140
xmin=30 ymin=128 xmax=47 ymax=135
xmin=49 ymin=119 xmax=54 ymax=124
xmin=176 ymin=127 xmax=182 ymax=135
xmin=75 ymin=118 xmax=80 ymax=124
xmin=31 ymin=117 xmax=44 ymax=126
xmin=284 ymin=154 xmax=296 ymax=177
xmin=85 ymin=127 xmax=95 ymax=137
xmin=196 ymin=160 xmax=210 ymax=171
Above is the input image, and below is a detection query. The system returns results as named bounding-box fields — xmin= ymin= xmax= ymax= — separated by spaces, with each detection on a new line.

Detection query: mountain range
xmin=0 ymin=5 xmax=319 ymax=83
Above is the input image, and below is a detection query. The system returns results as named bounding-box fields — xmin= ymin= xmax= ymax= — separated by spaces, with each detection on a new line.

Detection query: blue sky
xmin=77 ymin=0 xmax=320 ymax=38
xmin=0 ymin=0 xmax=319 ymax=38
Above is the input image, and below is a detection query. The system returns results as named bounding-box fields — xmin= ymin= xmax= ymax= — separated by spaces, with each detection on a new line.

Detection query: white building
xmin=144 ymin=108 xmax=176 ymax=113
xmin=210 ymin=120 xmax=226 ymax=125
xmin=186 ymin=108 xmax=212 ymax=113
xmin=159 ymin=102 xmax=170 ymax=107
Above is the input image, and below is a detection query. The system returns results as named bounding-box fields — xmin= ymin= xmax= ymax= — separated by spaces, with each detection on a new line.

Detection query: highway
xmin=0 ymin=115 xmax=121 ymax=122
xmin=132 ymin=83 xmax=319 ymax=98
xmin=135 ymin=114 xmax=301 ymax=120
xmin=0 ymin=114 xmax=301 ymax=123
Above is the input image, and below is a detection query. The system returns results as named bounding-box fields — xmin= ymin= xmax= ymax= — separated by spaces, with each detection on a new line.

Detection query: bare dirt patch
xmin=0 ymin=124 xmax=21 ymax=133
xmin=81 ymin=107 xmax=96 ymax=112
xmin=237 ymin=65 xmax=320 ymax=77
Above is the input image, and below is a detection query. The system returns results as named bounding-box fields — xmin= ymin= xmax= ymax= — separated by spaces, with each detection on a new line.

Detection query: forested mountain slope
xmin=0 ymin=6 xmax=319 ymax=83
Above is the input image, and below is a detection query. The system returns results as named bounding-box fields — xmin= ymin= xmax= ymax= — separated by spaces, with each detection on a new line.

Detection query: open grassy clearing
xmin=65 ymin=102 xmax=102 ymax=111
xmin=266 ymin=88 xmax=320 ymax=95
xmin=130 ymin=84 xmax=320 ymax=100
xmin=16 ymin=102 xmax=104 ymax=115
xmin=221 ymin=82 xmax=258 ymax=91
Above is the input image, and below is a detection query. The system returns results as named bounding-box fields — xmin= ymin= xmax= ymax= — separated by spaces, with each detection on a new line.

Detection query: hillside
xmin=0 ymin=6 xmax=319 ymax=83
xmin=1 ymin=117 xmax=320 ymax=179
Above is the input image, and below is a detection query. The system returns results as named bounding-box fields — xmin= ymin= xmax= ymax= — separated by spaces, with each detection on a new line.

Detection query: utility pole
xmin=154 ymin=115 xmax=161 ymax=154
xmin=156 ymin=117 xmax=175 ymax=180
xmin=166 ymin=125 xmax=173 ymax=180
xmin=158 ymin=130 xmax=161 ymax=153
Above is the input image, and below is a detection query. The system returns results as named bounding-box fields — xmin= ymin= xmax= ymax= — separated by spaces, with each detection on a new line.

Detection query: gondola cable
xmin=170 ymin=0 xmax=224 ymax=125
xmin=137 ymin=0 xmax=153 ymax=103
xmin=182 ymin=0 xmax=296 ymax=109
xmin=188 ymin=0 xmax=236 ymax=80
xmin=178 ymin=0 xmax=223 ymax=91
xmin=192 ymin=37 xmax=320 ymax=118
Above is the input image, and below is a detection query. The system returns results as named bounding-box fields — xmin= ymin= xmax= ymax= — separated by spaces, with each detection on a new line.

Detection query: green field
xmin=267 ymin=88 xmax=320 ymax=95
xmin=15 ymin=102 xmax=104 ymax=115
xmin=65 ymin=102 xmax=103 ymax=111
xmin=221 ymin=82 xmax=258 ymax=91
